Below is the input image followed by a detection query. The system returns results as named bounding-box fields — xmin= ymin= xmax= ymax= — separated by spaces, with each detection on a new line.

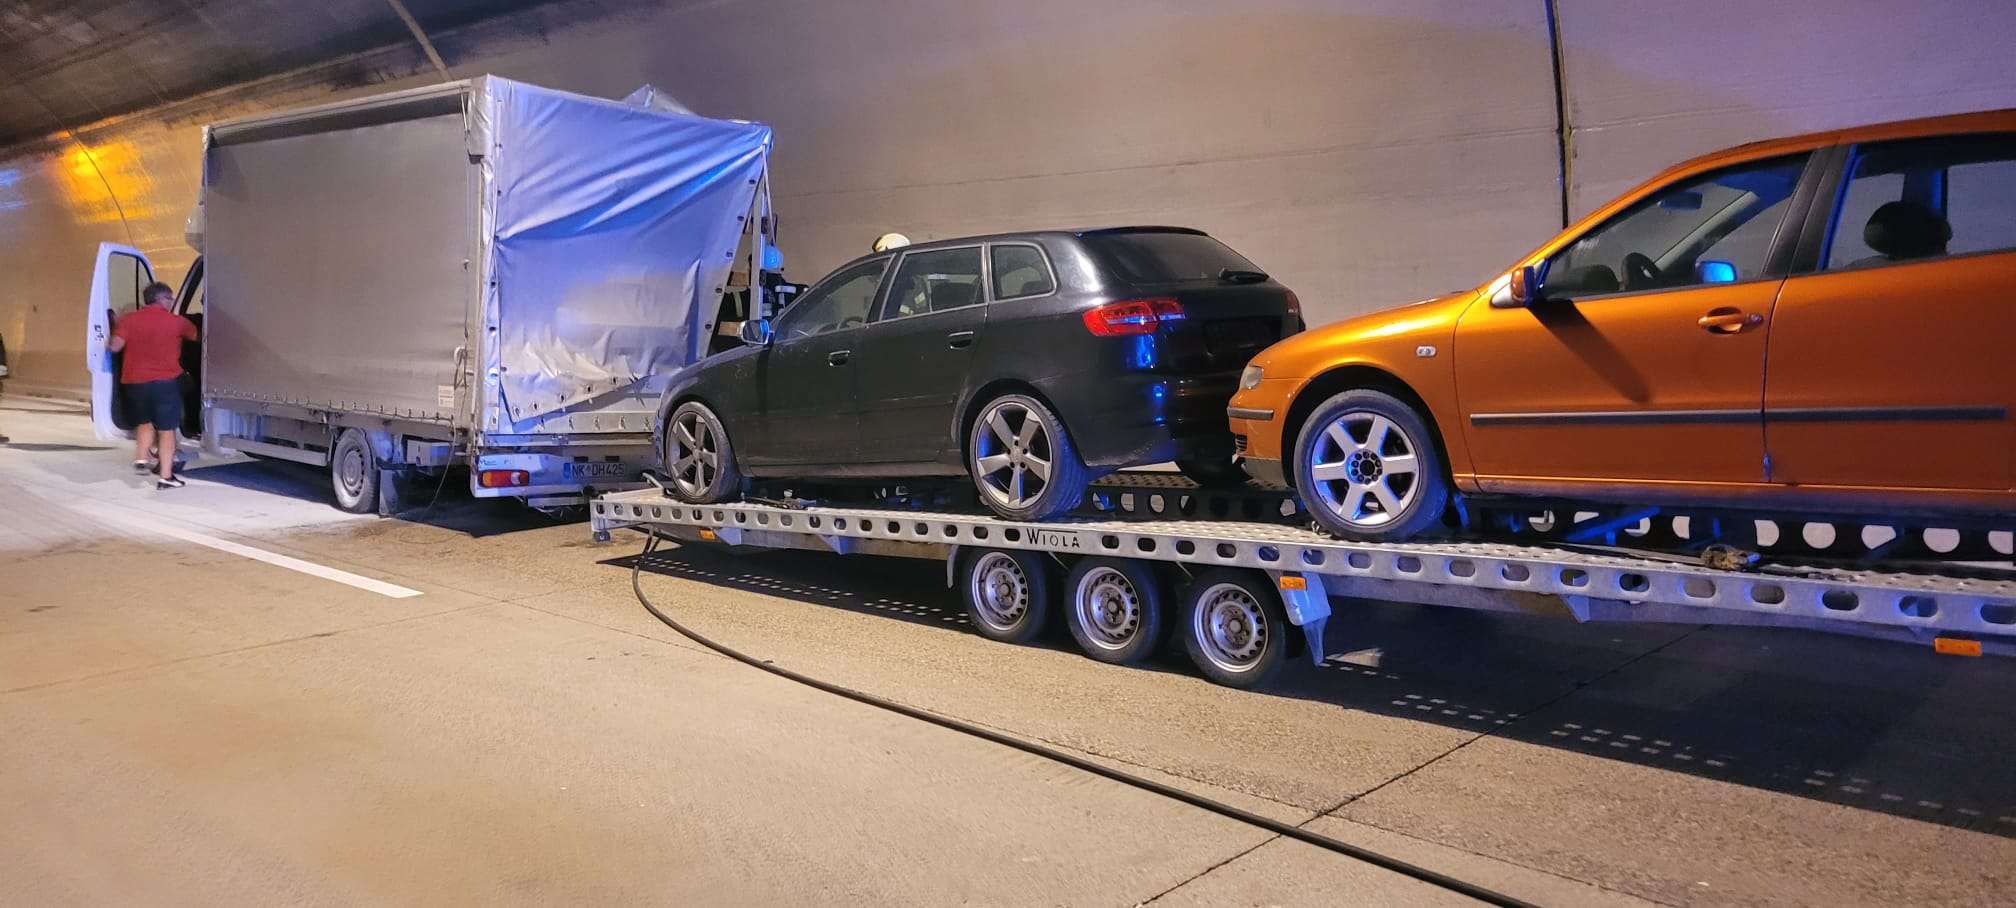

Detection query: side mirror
xmin=737 ymin=318 xmax=773 ymax=346
xmin=1695 ymin=259 xmax=1737 ymax=284
xmin=1499 ymin=264 xmax=1546 ymax=308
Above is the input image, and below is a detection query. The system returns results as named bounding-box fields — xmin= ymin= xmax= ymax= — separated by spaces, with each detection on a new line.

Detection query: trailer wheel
xmin=1064 ymin=557 xmax=1166 ymax=664
xmin=1179 ymin=568 xmax=1288 ymax=689
xmin=330 ymin=428 xmax=378 ymax=514
xmin=958 ymin=548 xmax=1053 ymax=644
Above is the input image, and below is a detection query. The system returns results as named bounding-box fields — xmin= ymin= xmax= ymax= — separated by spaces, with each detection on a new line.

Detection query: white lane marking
xmin=71 ymin=500 xmax=424 ymax=599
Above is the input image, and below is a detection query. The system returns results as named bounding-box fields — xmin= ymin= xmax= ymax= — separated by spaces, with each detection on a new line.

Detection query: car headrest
xmin=1864 ymin=201 xmax=1951 ymax=260
xmin=928 ymin=280 xmax=977 ymax=311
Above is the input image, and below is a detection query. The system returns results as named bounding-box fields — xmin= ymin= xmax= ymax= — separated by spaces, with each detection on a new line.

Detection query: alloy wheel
xmin=1307 ymin=411 xmax=1421 ymax=529
xmin=973 ymin=400 xmax=1055 ymax=510
xmin=668 ymin=409 xmax=721 ymax=498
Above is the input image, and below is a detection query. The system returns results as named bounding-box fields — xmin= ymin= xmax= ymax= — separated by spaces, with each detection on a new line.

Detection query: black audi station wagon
xmin=655 ymin=227 xmax=1302 ymax=520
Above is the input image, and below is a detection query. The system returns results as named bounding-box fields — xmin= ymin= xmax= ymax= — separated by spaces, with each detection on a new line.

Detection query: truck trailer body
xmin=85 ymin=76 xmax=776 ymax=510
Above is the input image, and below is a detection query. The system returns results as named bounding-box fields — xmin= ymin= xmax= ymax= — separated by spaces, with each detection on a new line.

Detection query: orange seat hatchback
xmin=1229 ymin=111 xmax=2016 ymax=541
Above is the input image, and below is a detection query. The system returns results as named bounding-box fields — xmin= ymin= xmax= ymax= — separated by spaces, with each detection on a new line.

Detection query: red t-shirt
xmin=113 ymin=306 xmax=199 ymax=384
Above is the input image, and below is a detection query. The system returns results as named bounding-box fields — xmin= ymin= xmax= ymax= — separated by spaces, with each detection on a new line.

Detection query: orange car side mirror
xmin=1501 ymin=264 xmax=1545 ymax=308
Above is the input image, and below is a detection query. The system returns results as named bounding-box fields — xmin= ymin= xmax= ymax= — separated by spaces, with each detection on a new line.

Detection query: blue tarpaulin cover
xmin=476 ymin=77 xmax=770 ymax=426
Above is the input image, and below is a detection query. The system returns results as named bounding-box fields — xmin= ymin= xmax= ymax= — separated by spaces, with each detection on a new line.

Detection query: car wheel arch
xmin=657 ymin=393 xmax=748 ymax=475
xmin=1282 ymin=365 xmax=1454 ymax=490
xmin=955 ymin=378 xmax=1067 ymax=465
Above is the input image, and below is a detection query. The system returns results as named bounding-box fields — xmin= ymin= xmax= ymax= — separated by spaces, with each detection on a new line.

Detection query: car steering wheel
xmin=1621 ymin=252 xmax=1662 ymax=291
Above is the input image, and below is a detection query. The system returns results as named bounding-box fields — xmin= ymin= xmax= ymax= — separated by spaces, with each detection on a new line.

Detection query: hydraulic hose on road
xmin=628 ymin=532 xmax=1537 ymax=908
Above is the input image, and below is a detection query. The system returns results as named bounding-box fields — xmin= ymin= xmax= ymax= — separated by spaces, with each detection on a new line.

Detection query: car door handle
xmin=1698 ymin=308 xmax=1763 ymax=334
xmin=947 ymin=331 xmax=975 ymax=349
xmin=827 ymin=349 xmax=851 ymax=365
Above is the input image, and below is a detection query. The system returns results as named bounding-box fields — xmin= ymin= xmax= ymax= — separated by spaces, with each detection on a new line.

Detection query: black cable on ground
xmin=628 ymin=532 xmax=1539 ymax=908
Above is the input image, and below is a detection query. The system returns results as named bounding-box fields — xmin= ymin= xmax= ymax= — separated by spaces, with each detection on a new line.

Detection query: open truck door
xmin=86 ymin=242 xmax=153 ymax=441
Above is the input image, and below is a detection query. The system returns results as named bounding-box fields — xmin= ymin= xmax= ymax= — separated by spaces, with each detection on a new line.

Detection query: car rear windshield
xmin=1082 ymin=231 xmax=1260 ymax=284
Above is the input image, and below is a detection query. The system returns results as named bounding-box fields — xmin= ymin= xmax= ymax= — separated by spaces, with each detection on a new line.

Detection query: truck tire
xmin=958 ymin=548 xmax=1054 ymax=644
xmin=663 ymin=400 xmax=741 ymax=504
xmin=330 ymin=428 xmax=378 ymax=514
xmin=1179 ymin=568 xmax=1289 ymax=689
xmin=966 ymin=393 xmax=1090 ymax=521
xmin=1063 ymin=557 xmax=1166 ymax=664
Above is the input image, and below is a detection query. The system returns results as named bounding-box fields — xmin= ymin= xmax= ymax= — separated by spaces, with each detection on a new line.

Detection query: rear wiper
xmin=1219 ymin=268 xmax=1269 ymax=284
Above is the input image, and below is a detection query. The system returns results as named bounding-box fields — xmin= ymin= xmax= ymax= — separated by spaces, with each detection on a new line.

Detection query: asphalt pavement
xmin=2 ymin=397 xmax=2011 ymax=906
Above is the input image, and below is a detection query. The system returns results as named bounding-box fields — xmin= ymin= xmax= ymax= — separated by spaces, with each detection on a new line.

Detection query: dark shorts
xmin=122 ymin=379 xmax=184 ymax=432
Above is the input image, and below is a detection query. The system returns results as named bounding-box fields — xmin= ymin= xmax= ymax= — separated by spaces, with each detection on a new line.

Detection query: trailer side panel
xmin=205 ymin=108 xmax=475 ymax=424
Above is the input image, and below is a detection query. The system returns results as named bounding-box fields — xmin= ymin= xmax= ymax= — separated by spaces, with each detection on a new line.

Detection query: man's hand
xmin=108 ymin=336 xmax=126 ymax=353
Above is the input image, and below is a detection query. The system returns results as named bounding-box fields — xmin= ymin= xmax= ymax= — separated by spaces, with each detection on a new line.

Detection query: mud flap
xmin=376 ymin=467 xmax=405 ymax=516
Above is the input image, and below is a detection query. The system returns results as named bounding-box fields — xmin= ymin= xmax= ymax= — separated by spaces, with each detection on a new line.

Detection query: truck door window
xmin=107 ymin=253 xmax=148 ymax=312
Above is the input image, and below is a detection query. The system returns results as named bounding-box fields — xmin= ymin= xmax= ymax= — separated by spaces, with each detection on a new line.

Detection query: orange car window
xmin=1823 ymin=133 xmax=2016 ymax=269
xmin=1545 ymin=155 xmax=1807 ymax=297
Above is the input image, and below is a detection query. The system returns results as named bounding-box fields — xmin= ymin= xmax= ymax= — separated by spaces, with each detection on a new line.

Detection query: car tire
xmin=958 ymin=548 xmax=1054 ymax=644
xmin=662 ymin=400 xmax=741 ymax=504
xmin=1294 ymin=389 xmax=1449 ymax=541
xmin=1179 ymin=568 xmax=1289 ymax=689
xmin=1063 ymin=557 xmax=1166 ymax=664
xmin=966 ymin=393 xmax=1090 ymax=521
xmin=330 ymin=428 xmax=379 ymax=514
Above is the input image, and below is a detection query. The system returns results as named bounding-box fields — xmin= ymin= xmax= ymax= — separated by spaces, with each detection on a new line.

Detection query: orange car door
xmin=1764 ymin=134 xmax=2016 ymax=502
xmin=1455 ymin=154 xmax=1814 ymax=493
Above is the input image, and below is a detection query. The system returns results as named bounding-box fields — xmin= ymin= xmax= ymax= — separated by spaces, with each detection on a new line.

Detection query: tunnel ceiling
xmin=0 ymin=0 xmax=560 ymax=148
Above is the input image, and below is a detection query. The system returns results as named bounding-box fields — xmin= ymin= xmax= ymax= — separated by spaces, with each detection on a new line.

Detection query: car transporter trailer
xmin=591 ymin=476 xmax=2016 ymax=688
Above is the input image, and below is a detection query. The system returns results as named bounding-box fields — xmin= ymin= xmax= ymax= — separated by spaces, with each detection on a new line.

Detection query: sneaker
xmin=156 ymin=476 xmax=187 ymax=490
xmin=134 ymin=461 xmax=153 ymax=474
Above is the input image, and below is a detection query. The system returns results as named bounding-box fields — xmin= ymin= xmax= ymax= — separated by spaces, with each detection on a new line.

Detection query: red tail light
xmin=1082 ymin=298 xmax=1184 ymax=336
xmin=478 ymin=469 xmax=531 ymax=488
xmin=1284 ymin=289 xmax=1302 ymax=319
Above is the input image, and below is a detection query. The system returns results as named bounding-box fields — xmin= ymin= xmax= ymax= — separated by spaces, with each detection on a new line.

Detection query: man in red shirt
xmin=109 ymin=282 xmax=199 ymax=489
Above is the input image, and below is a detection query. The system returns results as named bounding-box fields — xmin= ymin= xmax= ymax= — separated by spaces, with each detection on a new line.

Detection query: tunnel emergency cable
xmin=629 ymin=532 xmax=1538 ymax=908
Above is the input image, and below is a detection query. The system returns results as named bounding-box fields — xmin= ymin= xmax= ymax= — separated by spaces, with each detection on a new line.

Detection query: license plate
xmin=563 ymin=461 xmax=633 ymax=481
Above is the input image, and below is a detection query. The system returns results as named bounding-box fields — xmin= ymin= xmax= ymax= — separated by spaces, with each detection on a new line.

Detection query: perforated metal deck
xmin=593 ymin=488 xmax=2016 ymax=648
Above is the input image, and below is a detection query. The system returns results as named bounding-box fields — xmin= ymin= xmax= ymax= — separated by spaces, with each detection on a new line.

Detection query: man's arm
xmin=182 ymin=317 xmax=200 ymax=341
xmin=109 ymin=336 xmax=126 ymax=353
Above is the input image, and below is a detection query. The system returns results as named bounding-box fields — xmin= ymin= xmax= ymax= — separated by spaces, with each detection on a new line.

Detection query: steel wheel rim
xmin=973 ymin=400 xmax=1054 ymax=510
xmin=335 ymin=439 xmax=368 ymax=500
xmin=969 ymin=552 xmax=1030 ymax=632
xmin=1074 ymin=567 xmax=1141 ymax=651
xmin=1307 ymin=410 xmax=1421 ymax=528
xmin=669 ymin=409 xmax=720 ymax=498
xmin=1192 ymin=582 xmax=1268 ymax=672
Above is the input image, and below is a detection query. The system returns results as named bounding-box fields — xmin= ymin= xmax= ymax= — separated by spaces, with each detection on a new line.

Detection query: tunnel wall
xmin=3 ymin=0 xmax=2013 ymax=397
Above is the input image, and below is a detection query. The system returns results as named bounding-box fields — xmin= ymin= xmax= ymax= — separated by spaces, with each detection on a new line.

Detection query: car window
xmin=1824 ymin=133 xmax=2016 ymax=269
xmin=880 ymin=247 xmax=985 ymax=320
xmin=990 ymin=244 xmax=1055 ymax=299
xmin=776 ymin=258 xmax=887 ymax=341
xmin=1545 ymin=154 xmax=1807 ymax=297
xmin=1081 ymin=231 xmax=1257 ymax=283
